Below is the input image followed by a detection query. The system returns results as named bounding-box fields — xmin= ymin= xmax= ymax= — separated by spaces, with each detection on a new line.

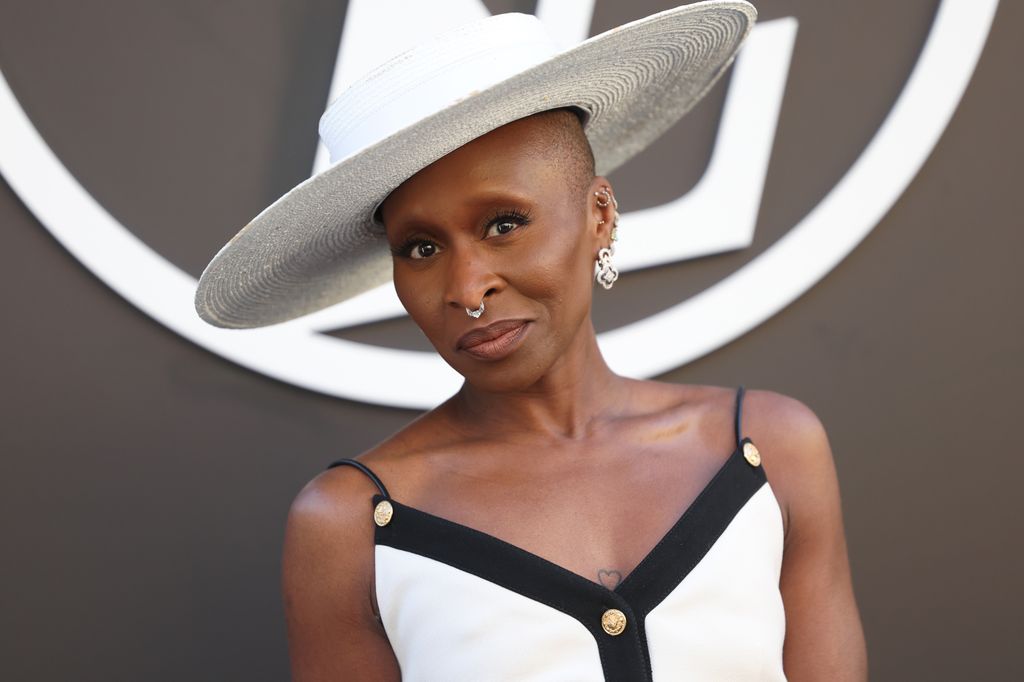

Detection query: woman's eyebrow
xmin=461 ymin=188 xmax=535 ymax=208
xmin=384 ymin=219 xmax=440 ymax=244
xmin=386 ymin=189 xmax=537 ymax=234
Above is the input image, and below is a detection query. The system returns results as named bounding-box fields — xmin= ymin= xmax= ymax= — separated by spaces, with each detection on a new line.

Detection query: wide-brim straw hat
xmin=195 ymin=1 xmax=757 ymax=329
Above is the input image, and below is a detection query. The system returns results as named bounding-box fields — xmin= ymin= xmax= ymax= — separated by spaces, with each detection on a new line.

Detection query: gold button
xmin=601 ymin=608 xmax=627 ymax=636
xmin=743 ymin=441 xmax=761 ymax=467
xmin=373 ymin=500 xmax=393 ymax=527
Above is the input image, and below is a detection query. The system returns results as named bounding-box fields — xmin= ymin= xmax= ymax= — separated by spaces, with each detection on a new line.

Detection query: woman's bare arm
xmin=281 ymin=467 xmax=401 ymax=681
xmin=752 ymin=389 xmax=869 ymax=680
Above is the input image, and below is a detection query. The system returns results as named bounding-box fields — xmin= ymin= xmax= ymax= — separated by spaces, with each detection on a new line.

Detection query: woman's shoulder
xmin=632 ymin=378 xmax=828 ymax=443
xmin=731 ymin=385 xmax=837 ymax=544
xmin=634 ymin=380 xmax=834 ymax=533
xmin=280 ymin=423 xmax=439 ymax=643
xmin=293 ymin=405 xmax=453 ymax=514
xmin=283 ymin=407 xmax=441 ymax=559
xmin=282 ymin=434 xmax=408 ymax=675
xmin=735 ymin=386 xmax=834 ymax=483
xmin=628 ymin=377 xmax=811 ymax=413
xmin=283 ymin=445 xmax=390 ymax=581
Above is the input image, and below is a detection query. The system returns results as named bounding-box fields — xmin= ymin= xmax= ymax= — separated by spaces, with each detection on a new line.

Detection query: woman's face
xmin=379 ymin=112 xmax=613 ymax=392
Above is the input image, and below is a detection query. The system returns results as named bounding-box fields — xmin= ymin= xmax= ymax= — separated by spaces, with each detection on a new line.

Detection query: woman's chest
xmin=370 ymin=438 xmax=787 ymax=681
xmin=388 ymin=432 xmax=745 ymax=587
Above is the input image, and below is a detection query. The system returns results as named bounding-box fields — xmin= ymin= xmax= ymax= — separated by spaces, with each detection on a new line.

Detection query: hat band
xmin=318 ymin=13 xmax=560 ymax=164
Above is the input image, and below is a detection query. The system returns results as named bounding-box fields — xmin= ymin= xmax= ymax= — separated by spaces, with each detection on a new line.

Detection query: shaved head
xmin=516 ymin=108 xmax=596 ymax=201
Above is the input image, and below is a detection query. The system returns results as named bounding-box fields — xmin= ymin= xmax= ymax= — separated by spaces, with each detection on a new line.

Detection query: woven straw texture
xmin=195 ymin=1 xmax=756 ymax=328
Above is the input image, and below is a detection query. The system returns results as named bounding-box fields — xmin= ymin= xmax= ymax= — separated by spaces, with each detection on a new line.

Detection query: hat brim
xmin=195 ymin=1 xmax=756 ymax=328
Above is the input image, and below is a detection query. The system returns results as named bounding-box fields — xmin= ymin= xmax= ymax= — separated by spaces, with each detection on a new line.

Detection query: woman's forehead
xmin=380 ymin=111 xmax=592 ymax=219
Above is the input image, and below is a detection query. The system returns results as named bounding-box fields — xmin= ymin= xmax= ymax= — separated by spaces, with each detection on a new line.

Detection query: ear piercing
xmin=595 ymin=187 xmax=620 ymax=244
xmin=595 ymin=187 xmax=617 ymax=210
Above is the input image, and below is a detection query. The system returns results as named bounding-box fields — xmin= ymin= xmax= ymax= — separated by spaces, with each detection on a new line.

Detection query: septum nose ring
xmin=465 ymin=299 xmax=485 ymax=319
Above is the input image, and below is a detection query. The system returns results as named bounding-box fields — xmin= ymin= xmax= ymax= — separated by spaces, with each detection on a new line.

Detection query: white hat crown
xmin=318 ymin=13 xmax=561 ymax=165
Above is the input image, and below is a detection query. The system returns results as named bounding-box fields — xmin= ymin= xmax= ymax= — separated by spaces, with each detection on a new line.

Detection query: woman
xmin=196 ymin=4 xmax=866 ymax=680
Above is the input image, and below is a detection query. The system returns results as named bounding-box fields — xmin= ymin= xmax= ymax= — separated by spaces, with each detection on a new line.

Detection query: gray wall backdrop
xmin=1 ymin=0 xmax=1021 ymax=679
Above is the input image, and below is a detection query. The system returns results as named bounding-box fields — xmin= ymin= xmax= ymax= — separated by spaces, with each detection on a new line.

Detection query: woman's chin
xmin=445 ymin=353 xmax=549 ymax=395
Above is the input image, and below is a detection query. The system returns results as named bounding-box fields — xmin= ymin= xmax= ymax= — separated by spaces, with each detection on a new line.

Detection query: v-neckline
xmin=370 ymin=436 xmax=770 ymax=682
xmin=372 ymin=436 xmax=765 ymax=600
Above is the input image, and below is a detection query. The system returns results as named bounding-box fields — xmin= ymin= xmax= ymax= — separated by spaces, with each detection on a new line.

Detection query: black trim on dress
xmin=328 ymin=386 xmax=766 ymax=681
xmin=373 ymin=437 xmax=765 ymax=681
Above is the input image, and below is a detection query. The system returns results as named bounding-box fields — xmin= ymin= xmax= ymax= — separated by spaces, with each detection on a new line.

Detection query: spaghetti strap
xmin=325 ymin=458 xmax=391 ymax=499
xmin=734 ymin=385 xmax=746 ymax=447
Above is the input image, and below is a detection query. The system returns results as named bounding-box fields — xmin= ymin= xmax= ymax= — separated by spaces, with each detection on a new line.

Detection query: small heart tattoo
xmin=598 ymin=569 xmax=623 ymax=589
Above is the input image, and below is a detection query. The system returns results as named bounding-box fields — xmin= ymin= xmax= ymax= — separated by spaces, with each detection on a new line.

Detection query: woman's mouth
xmin=456 ymin=319 xmax=531 ymax=361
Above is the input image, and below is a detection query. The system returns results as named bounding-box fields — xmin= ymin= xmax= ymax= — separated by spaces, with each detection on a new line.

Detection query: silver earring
xmin=594 ymin=187 xmax=620 ymax=290
xmin=594 ymin=247 xmax=618 ymax=289
xmin=595 ymin=187 xmax=617 ymax=210
xmin=465 ymin=299 xmax=485 ymax=318
xmin=595 ymin=187 xmax=620 ymax=245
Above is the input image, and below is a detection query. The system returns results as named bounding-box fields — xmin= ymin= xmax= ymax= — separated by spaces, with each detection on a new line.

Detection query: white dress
xmin=328 ymin=385 xmax=787 ymax=681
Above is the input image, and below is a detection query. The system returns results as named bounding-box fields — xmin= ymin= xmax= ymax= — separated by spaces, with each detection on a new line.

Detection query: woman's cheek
xmin=521 ymin=228 xmax=586 ymax=285
xmin=395 ymin=273 xmax=437 ymax=327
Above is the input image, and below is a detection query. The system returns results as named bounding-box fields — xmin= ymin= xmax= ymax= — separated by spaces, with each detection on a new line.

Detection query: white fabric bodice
xmin=370 ymin=441 xmax=786 ymax=681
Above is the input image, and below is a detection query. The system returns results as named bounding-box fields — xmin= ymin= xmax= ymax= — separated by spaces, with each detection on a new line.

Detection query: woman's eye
xmin=487 ymin=220 xmax=517 ymax=237
xmin=484 ymin=211 xmax=531 ymax=238
xmin=409 ymin=241 xmax=438 ymax=259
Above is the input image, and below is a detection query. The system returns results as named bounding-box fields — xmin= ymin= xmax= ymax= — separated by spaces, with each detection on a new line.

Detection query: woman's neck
xmin=449 ymin=322 xmax=627 ymax=442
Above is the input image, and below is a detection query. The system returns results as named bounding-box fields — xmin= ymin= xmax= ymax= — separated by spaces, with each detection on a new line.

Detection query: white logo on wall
xmin=0 ymin=0 xmax=998 ymax=409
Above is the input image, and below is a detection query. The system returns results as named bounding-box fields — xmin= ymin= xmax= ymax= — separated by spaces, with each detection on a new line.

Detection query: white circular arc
xmin=0 ymin=0 xmax=998 ymax=408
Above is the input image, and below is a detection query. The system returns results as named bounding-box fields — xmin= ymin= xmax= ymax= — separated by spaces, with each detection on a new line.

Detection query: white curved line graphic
xmin=0 ymin=0 xmax=998 ymax=408
xmin=602 ymin=0 xmax=998 ymax=374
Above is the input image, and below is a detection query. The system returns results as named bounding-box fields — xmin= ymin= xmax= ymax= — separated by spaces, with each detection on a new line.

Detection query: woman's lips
xmin=456 ymin=319 xmax=531 ymax=361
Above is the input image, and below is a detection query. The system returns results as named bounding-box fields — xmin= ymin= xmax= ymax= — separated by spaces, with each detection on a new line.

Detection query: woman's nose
xmin=444 ymin=251 xmax=502 ymax=313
